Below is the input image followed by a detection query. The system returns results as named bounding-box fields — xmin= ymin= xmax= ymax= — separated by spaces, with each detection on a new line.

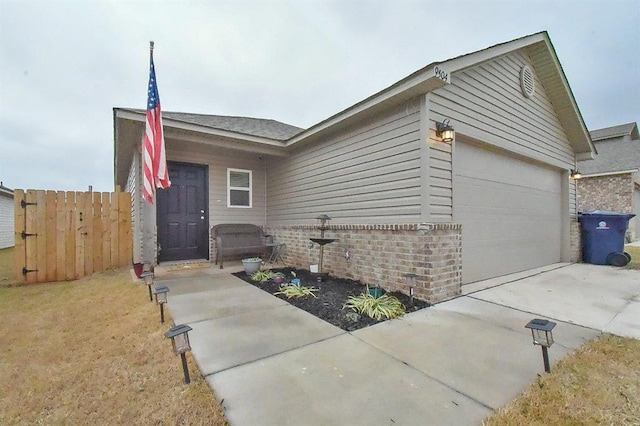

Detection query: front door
xmin=157 ymin=161 xmax=209 ymax=262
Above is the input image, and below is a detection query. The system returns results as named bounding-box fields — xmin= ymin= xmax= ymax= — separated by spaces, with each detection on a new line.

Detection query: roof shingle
xmin=579 ymin=123 xmax=640 ymax=175
xmin=161 ymin=111 xmax=304 ymax=141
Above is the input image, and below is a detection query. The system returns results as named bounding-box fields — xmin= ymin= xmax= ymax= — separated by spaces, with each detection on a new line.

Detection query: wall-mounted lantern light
xmin=525 ymin=318 xmax=556 ymax=373
xmin=435 ymin=119 xmax=455 ymax=142
xmin=153 ymin=286 xmax=170 ymax=323
xmin=141 ymin=271 xmax=154 ymax=302
xmin=165 ymin=324 xmax=193 ymax=384
xmin=570 ymin=169 xmax=582 ymax=180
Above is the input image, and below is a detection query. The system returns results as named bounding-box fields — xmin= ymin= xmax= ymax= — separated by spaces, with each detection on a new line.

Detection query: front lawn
xmin=484 ymin=333 xmax=640 ymax=425
xmin=0 ymin=265 xmax=227 ymax=425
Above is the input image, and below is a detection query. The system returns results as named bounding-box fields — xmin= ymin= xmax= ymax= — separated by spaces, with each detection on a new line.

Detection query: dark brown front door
xmin=157 ymin=161 xmax=209 ymax=262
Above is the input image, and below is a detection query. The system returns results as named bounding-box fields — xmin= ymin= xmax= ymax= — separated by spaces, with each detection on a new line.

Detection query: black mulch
xmin=232 ymin=268 xmax=430 ymax=331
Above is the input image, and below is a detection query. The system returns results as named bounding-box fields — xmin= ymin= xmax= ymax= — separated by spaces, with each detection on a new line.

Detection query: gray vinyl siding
xmin=429 ymin=50 xmax=576 ymax=222
xmin=267 ymin=103 xmax=422 ymax=225
xmin=126 ymin=151 xmax=143 ymax=263
xmin=166 ymin=140 xmax=267 ymax=226
xmin=428 ymin=137 xmax=453 ymax=222
xmin=0 ymin=194 xmax=14 ymax=249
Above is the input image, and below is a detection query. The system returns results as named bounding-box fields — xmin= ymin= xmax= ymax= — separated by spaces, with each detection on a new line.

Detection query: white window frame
xmin=227 ymin=168 xmax=252 ymax=208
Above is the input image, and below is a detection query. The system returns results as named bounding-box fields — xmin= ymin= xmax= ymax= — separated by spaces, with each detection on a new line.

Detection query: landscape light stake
xmin=165 ymin=324 xmax=193 ymax=384
xmin=153 ymin=286 xmax=169 ymax=323
xmin=141 ymin=271 xmax=154 ymax=302
xmin=525 ymin=318 xmax=557 ymax=373
xmin=405 ymin=273 xmax=417 ymax=306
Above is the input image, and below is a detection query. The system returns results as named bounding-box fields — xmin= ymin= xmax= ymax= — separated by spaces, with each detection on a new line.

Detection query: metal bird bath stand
xmin=309 ymin=214 xmax=337 ymax=281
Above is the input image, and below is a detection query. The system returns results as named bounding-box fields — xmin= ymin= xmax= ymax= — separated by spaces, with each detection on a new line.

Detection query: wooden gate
xmin=14 ymin=188 xmax=132 ymax=284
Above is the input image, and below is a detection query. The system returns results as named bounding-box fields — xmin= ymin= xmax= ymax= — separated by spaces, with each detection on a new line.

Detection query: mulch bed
xmin=233 ymin=268 xmax=429 ymax=331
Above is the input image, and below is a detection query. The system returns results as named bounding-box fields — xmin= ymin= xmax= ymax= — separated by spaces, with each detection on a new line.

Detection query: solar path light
xmin=153 ymin=286 xmax=169 ymax=323
xmin=525 ymin=318 xmax=557 ymax=373
xmin=165 ymin=324 xmax=193 ymax=384
xmin=404 ymin=273 xmax=417 ymax=306
xmin=141 ymin=271 xmax=154 ymax=302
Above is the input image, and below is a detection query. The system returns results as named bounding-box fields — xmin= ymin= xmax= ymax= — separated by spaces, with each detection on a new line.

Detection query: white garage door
xmin=454 ymin=141 xmax=562 ymax=284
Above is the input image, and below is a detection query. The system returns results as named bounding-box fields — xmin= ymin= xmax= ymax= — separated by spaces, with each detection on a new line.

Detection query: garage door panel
xmin=455 ymin=141 xmax=562 ymax=284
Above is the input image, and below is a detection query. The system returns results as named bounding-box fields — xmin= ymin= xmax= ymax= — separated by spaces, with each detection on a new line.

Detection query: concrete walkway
xmin=159 ymin=263 xmax=640 ymax=425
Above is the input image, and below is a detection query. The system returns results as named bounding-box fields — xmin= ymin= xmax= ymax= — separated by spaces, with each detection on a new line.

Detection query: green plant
xmin=274 ymin=284 xmax=318 ymax=299
xmin=343 ymin=293 xmax=406 ymax=320
xmin=251 ymin=270 xmax=275 ymax=283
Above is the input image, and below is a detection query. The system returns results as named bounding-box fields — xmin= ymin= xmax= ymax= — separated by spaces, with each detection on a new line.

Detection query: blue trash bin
xmin=579 ymin=211 xmax=635 ymax=265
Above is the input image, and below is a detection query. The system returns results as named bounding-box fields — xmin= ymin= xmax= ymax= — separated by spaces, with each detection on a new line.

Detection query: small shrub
xmin=275 ymin=284 xmax=318 ymax=299
xmin=343 ymin=293 xmax=406 ymax=320
xmin=251 ymin=270 xmax=275 ymax=283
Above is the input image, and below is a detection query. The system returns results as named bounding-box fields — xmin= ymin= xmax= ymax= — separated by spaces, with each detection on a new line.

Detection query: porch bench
xmin=211 ymin=223 xmax=270 ymax=269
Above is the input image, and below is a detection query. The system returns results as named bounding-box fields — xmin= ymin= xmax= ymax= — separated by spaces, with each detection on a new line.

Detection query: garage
xmin=454 ymin=139 xmax=562 ymax=284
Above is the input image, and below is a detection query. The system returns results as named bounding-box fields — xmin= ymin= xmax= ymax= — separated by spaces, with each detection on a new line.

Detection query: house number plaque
xmin=434 ymin=66 xmax=450 ymax=83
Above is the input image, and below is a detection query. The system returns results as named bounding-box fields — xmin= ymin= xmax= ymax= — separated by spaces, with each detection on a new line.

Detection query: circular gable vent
xmin=520 ymin=65 xmax=535 ymax=98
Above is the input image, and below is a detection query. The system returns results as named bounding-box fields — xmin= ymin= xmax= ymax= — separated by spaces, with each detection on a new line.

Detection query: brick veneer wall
xmin=264 ymin=223 xmax=462 ymax=304
xmin=577 ymin=174 xmax=633 ymax=213
xmin=570 ymin=219 xmax=581 ymax=263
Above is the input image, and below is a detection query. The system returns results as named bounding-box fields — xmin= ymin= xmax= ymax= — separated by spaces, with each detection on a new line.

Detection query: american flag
xmin=142 ymin=42 xmax=170 ymax=204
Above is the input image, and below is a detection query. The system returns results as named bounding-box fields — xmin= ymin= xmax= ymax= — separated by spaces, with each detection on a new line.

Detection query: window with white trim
xmin=227 ymin=168 xmax=252 ymax=208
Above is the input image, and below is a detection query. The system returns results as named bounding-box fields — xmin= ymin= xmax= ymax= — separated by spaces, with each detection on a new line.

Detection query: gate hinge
xmin=20 ymin=199 xmax=37 ymax=208
xmin=21 ymin=231 xmax=38 ymax=239
xmin=22 ymin=267 xmax=38 ymax=276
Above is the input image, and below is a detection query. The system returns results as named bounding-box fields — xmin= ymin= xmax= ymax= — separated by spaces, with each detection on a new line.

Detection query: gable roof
xmin=286 ymin=31 xmax=595 ymax=159
xmin=117 ymin=108 xmax=303 ymax=141
xmin=114 ymin=31 xmax=596 ymax=187
xmin=0 ymin=182 xmax=13 ymax=199
xmin=579 ymin=123 xmax=640 ymax=176
xmin=589 ymin=122 xmax=639 ymax=141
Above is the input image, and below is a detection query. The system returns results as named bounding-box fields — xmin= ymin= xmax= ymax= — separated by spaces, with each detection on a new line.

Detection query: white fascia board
xmin=114 ymin=109 xmax=286 ymax=148
xmin=581 ymin=169 xmax=639 ymax=178
xmin=576 ymin=151 xmax=596 ymax=161
xmin=164 ymin=130 xmax=289 ymax=158
xmin=439 ymin=32 xmax=547 ymax=74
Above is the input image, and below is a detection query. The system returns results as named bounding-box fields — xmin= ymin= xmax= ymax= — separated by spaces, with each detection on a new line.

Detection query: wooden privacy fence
xmin=14 ymin=189 xmax=132 ymax=284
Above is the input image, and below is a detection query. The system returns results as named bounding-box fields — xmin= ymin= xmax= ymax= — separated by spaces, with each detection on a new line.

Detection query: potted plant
xmin=242 ymin=257 xmax=263 ymax=274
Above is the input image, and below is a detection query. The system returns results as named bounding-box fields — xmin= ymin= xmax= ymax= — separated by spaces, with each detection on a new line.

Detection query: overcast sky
xmin=1 ymin=0 xmax=638 ymax=192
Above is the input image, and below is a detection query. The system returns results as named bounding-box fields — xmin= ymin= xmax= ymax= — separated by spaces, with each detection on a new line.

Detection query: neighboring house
xmin=0 ymin=182 xmax=15 ymax=249
xmin=114 ymin=31 xmax=595 ymax=303
xmin=577 ymin=122 xmax=640 ymax=241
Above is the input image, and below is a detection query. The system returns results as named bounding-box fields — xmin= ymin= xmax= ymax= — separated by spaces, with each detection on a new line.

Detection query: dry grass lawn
xmin=3 ymin=246 xmax=639 ymax=425
xmin=0 ymin=247 xmax=227 ymax=425
xmin=484 ymin=334 xmax=640 ymax=425
xmin=625 ymin=244 xmax=640 ymax=269
xmin=0 ymin=247 xmax=14 ymax=285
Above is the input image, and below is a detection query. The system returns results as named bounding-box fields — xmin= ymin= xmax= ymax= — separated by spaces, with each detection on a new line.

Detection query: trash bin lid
xmin=579 ymin=210 xmax=636 ymax=219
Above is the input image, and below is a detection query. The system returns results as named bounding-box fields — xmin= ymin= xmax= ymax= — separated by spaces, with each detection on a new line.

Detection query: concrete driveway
xmin=160 ymin=263 xmax=640 ymax=425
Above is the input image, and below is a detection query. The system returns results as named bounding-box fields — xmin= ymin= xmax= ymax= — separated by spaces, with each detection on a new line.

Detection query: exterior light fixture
xmin=435 ymin=119 xmax=455 ymax=142
xmin=570 ymin=169 xmax=582 ymax=180
xmin=165 ymin=324 xmax=193 ymax=384
xmin=153 ymin=286 xmax=170 ymax=323
xmin=525 ymin=318 xmax=556 ymax=373
xmin=141 ymin=271 xmax=154 ymax=302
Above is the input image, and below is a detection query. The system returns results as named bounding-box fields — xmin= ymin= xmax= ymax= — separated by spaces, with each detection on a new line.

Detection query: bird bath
xmin=310 ymin=215 xmax=337 ymax=280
